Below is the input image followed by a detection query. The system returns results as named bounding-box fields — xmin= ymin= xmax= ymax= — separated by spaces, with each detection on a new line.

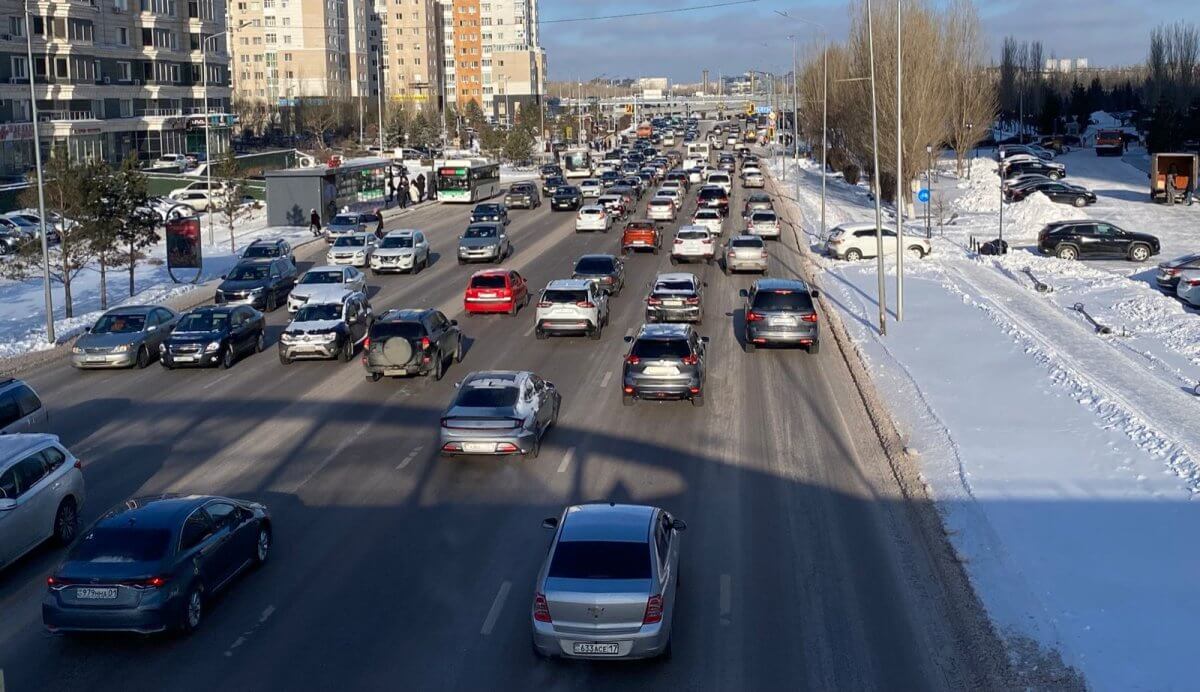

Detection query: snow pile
xmin=954 ymin=163 xmax=1003 ymax=213
xmin=1002 ymin=192 xmax=1086 ymax=240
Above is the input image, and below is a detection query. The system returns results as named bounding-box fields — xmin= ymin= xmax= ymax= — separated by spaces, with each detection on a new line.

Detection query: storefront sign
xmin=0 ymin=123 xmax=35 ymax=142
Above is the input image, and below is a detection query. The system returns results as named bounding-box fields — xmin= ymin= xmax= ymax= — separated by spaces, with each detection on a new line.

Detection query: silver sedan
xmin=438 ymin=371 xmax=559 ymax=459
xmin=71 ymin=306 xmax=178 ymax=369
xmin=532 ymin=503 xmax=686 ymax=660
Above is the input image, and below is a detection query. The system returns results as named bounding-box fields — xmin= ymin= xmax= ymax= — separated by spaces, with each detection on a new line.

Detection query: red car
xmin=464 ymin=268 xmax=530 ymax=315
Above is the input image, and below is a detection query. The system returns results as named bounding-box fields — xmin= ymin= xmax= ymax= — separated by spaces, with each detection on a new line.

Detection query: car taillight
xmin=746 ymin=311 xmax=764 ymax=322
xmin=576 ymin=301 xmax=595 ymax=308
xmin=135 ymin=576 xmax=167 ymax=589
xmin=760 ymin=251 xmax=769 ymax=259
xmin=363 ymin=337 xmax=371 ymax=349
xmin=802 ymin=313 xmax=819 ymax=322
xmin=674 ymin=238 xmax=683 ymax=244
xmin=643 ymin=594 xmax=663 ymax=624
xmin=1188 ymin=279 xmax=1200 ymax=287
xmin=74 ymin=458 xmax=82 ymax=470
xmin=647 ymin=297 xmax=662 ymax=305
xmin=728 ymin=251 xmax=736 ymax=257
xmin=681 ymin=354 xmax=698 ymax=365
xmin=701 ymin=238 xmax=713 ymax=245
xmin=533 ymin=593 xmax=552 ymax=623
xmin=537 ymin=301 xmax=552 ymax=308
xmin=1162 ymin=268 xmax=1179 ymax=276
xmin=626 ymin=355 xmax=641 ymax=364
xmin=685 ymin=297 xmax=700 ymax=305
xmin=420 ymin=337 xmax=431 ymax=350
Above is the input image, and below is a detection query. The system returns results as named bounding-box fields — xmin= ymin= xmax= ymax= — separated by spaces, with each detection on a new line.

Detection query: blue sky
xmin=539 ymin=0 xmax=1176 ymax=82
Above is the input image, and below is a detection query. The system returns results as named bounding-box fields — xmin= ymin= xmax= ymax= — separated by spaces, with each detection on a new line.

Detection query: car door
xmin=1092 ymin=223 xmax=1126 ymax=257
xmin=152 ymin=308 xmax=177 ymax=347
xmin=592 ymin=284 xmax=608 ymax=324
xmin=10 ymin=453 xmax=52 ymax=554
xmin=203 ymin=501 xmax=252 ymax=584
xmin=414 ymin=232 xmax=429 ymax=262
xmin=528 ymin=376 xmax=552 ymax=432
xmin=1068 ymin=224 xmax=1101 ymax=257
xmin=344 ymin=298 xmax=364 ymax=345
xmin=177 ymin=508 xmax=229 ymax=590
xmin=235 ymin=308 xmax=257 ymax=353
xmin=422 ymin=312 xmax=445 ymax=354
xmin=510 ymin=271 xmax=526 ymax=305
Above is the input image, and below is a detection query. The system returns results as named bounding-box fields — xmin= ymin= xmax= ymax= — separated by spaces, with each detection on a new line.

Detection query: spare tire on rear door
xmin=382 ymin=337 xmax=413 ymax=364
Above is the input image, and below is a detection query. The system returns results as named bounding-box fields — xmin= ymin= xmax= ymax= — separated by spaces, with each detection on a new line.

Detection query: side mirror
xmin=672 ymin=518 xmax=687 ymax=531
xmin=811 ymin=289 xmax=821 ymax=299
xmin=545 ymin=381 xmax=555 ymax=390
xmin=83 ymin=326 xmax=92 ymax=333
xmin=738 ymin=289 xmax=748 ymax=298
xmin=453 ymin=380 xmax=462 ymax=388
xmin=450 ymin=319 xmax=458 ymax=326
xmin=623 ymin=336 xmax=633 ymax=343
xmin=701 ymin=336 xmax=710 ymax=343
xmin=542 ymin=517 xmax=559 ymax=530
xmin=146 ymin=324 xmax=157 ymax=332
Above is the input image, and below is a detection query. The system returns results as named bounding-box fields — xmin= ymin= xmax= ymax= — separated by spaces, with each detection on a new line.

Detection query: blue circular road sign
xmin=917 ymin=189 xmax=931 ymax=203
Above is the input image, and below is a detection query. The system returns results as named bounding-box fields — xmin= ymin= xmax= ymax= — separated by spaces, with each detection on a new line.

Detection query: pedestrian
xmin=385 ymin=176 xmax=394 ymax=205
xmin=374 ymin=208 xmax=385 ymax=239
xmin=410 ymin=178 xmax=421 ymax=205
xmin=308 ymin=208 xmax=322 ymax=236
xmin=416 ymin=173 xmax=426 ymax=202
xmin=1186 ymin=177 xmax=1195 ymax=206
xmin=426 ymin=172 xmax=437 ymax=202
xmin=398 ymin=177 xmax=409 ymax=208
xmin=1166 ymin=172 xmax=1177 ymax=206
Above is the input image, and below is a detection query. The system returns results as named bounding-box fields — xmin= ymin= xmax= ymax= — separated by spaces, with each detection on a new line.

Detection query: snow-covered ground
xmin=769 ymin=140 xmax=1200 ymax=690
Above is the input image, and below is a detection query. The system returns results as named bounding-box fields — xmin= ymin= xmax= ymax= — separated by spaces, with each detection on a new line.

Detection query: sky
xmin=539 ymin=0 xmax=1179 ymax=82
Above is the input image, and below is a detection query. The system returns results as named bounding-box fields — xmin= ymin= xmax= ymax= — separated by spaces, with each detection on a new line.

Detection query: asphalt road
xmin=0 ymin=138 xmax=1009 ymax=690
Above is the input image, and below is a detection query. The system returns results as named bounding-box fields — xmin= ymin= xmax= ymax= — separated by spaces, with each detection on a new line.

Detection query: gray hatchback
xmin=532 ymin=503 xmax=686 ymax=660
xmin=438 ymin=371 xmax=559 ymax=458
xmin=742 ymin=278 xmax=821 ymax=353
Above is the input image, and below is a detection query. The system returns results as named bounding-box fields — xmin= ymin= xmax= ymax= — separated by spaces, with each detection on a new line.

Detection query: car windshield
xmin=227 ymin=265 xmax=270 ymax=281
xmin=381 ymin=236 xmax=414 ymax=249
xmin=295 ymin=303 xmax=342 ymax=321
xmin=631 ymin=338 xmax=691 ymax=359
xmin=751 ymin=212 xmax=777 ymax=223
xmin=548 ymin=540 xmax=652 ymax=580
xmin=470 ymin=275 xmax=508 ymax=289
xmin=175 ymin=312 xmax=229 ymax=332
xmin=752 ymin=290 xmax=815 ymax=311
xmin=474 ymin=205 xmax=502 ymax=215
xmin=300 ymin=271 xmax=345 ymax=285
xmin=331 ymin=214 xmax=358 ymax=226
xmin=557 ymin=187 xmax=580 ymax=195
xmin=70 ymin=527 xmax=171 ymax=564
xmin=575 ymin=257 xmax=615 ymax=273
xmin=731 ymin=238 xmax=764 ymax=248
xmin=464 ymin=226 xmax=497 ymax=239
xmin=243 ymin=245 xmax=280 ymax=258
xmin=333 ymin=236 xmax=366 ymax=248
xmin=544 ymin=288 xmax=589 ymax=303
xmin=91 ymin=314 xmax=146 ymax=334
xmin=454 ymin=383 xmax=519 ymax=408
xmin=511 ymin=184 xmax=534 ymax=194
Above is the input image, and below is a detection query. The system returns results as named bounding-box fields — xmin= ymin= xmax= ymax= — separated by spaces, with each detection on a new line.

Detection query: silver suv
xmin=621 ymin=323 xmax=708 ymax=407
xmin=535 ymin=279 xmax=610 ymax=340
xmin=645 ymin=272 xmax=704 ymax=324
xmin=0 ymin=378 xmax=46 ymax=434
xmin=742 ymin=278 xmax=821 ymax=354
xmin=0 ymin=434 xmax=85 ymax=570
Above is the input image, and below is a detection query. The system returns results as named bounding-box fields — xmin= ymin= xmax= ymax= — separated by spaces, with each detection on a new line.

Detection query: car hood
xmin=1126 ymin=232 xmax=1160 ymax=245
xmin=374 ymin=247 xmax=415 ymax=256
xmin=326 ymin=224 xmax=359 ymax=233
xmin=459 ymin=237 xmax=499 ymax=248
xmin=553 ymin=192 xmax=581 ymax=199
xmin=292 ymin=285 xmax=344 ymax=299
xmin=76 ymin=332 xmax=144 ymax=349
xmin=218 ymin=279 xmax=268 ymax=292
xmin=167 ymin=330 xmax=225 ymax=344
xmin=286 ymin=319 xmax=343 ymax=334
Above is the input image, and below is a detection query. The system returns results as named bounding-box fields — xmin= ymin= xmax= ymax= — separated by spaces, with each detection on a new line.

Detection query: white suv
xmin=535 ymin=279 xmax=609 ymax=340
xmin=824 ymin=222 xmax=932 ymax=260
xmin=647 ymin=197 xmax=677 ymax=221
xmin=0 ymin=434 xmax=85 ymax=570
xmin=370 ymin=229 xmax=429 ymax=274
xmin=575 ymin=205 xmax=612 ymax=232
xmin=579 ymin=179 xmax=603 ymax=199
xmin=692 ymin=208 xmax=723 ymax=236
xmin=327 ymin=232 xmax=377 ymax=267
xmin=705 ymin=171 xmax=732 ymax=194
xmin=671 ymin=225 xmax=716 ymax=265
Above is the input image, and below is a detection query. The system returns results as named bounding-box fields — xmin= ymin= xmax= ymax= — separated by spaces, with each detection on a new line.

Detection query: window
xmin=54 ymin=57 xmax=68 ymax=79
xmin=68 ymin=19 xmax=94 ymax=42
xmin=655 ymin=517 xmax=670 ymax=566
xmin=9 ymin=16 xmax=24 ymax=37
xmin=12 ymin=456 xmax=48 ymax=498
xmin=117 ymin=61 xmax=132 ymax=81
xmin=117 ymin=27 xmax=129 ymax=46
xmin=11 ymin=56 xmax=28 ymax=80
xmin=205 ymin=502 xmax=238 ymax=528
xmin=0 ymin=468 xmax=16 ymax=500
xmin=40 ymin=447 xmax=67 ymax=472
xmin=179 ymin=510 xmax=214 ymax=551
xmin=548 ymin=541 xmax=653 ymax=580
xmin=119 ymin=99 xmax=133 ymax=117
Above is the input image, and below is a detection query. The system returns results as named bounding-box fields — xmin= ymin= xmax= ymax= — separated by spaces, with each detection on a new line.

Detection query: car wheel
xmin=809 ymin=340 xmax=821 ymax=355
xmin=457 ymin=257 xmax=465 ymax=265
xmin=524 ymin=435 xmax=541 ymax=460
xmin=590 ymin=323 xmax=602 ymax=340
xmin=180 ymin=584 xmax=204 ymax=634
xmin=906 ymin=245 xmax=926 ymax=260
xmin=433 ymin=352 xmax=445 ymax=381
xmin=454 ymin=339 xmax=464 ymax=363
xmin=535 ymin=327 xmax=547 ymax=340
xmin=220 ymin=345 xmax=235 ymax=369
xmin=692 ymin=394 xmax=705 ymax=407
xmin=1073 ymin=196 xmax=1087 ymax=208
xmin=135 ymin=345 xmax=151 ymax=369
xmin=338 ymin=338 xmax=354 ymax=362
xmin=161 ymin=358 xmax=174 ymax=370
xmin=670 ymin=256 xmax=678 ymax=265
xmin=253 ymin=525 xmax=271 ymax=565
xmin=255 ymin=332 xmax=265 ymax=353
xmin=1128 ymin=244 xmax=1151 ymax=262
xmin=279 ymin=350 xmax=292 ymax=365
xmin=371 ymin=268 xmax=380 ymax=276
xmin=1055 ymin=245 xmax=1078 ymax=261
xmin=266 ymin=291 xmax=277 ymax=311
xmin=744 ymin=338 xmax=756 ymax=353
xmin=53 ymin=498 xmax=78 ymax=545
xmin=661 ymin=636 xmax=674 ymax=660
xmin=365 ymin=372 xmax=382 ymax=382
xmin=844 ymin=248 xmax=863 ymax=261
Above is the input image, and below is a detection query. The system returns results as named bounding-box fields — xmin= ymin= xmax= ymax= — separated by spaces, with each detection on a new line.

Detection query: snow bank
xmin=954 ymin=162 xmax=1003 ymax=213
xmin=1002 ymin=191 xmax=1086 ymax=240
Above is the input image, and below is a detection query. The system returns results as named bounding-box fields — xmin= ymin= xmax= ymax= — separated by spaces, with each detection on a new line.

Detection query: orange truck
xmin=1094 ymin=129 xmax=1124 ymax=156
xmin=1150 ymin=153 xmax=1198 ymax=203
xmin=636 ymin=122 xmax=652 ymax=139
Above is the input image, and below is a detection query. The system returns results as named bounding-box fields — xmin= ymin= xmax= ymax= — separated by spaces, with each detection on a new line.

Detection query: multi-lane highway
xmin=0 ymin=138 xmax=1011 ymax=690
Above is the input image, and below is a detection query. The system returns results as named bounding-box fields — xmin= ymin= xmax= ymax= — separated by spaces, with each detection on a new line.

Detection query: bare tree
xmin=945 ymin=0 xmax=996 ymax=175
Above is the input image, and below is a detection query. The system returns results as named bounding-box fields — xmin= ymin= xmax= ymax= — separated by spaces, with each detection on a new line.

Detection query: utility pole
xmin=376 ymin=56 xmax=385 ymax=154
xmin=24 ymin=0 xmax=53 ymax=343
xmin=866 ymin=0 xmax=887 ymax=336
xmin=894 ymin=0 xmax=904 ymax=322
xmin=821 ymin=45 xmax=828 ymax=239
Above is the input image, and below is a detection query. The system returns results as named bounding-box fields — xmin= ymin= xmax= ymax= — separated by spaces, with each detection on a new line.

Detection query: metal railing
xmin=38 ymin=110 xmax=97 ymax=121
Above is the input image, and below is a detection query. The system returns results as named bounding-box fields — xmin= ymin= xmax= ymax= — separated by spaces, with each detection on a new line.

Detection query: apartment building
xmin=0 ymin=0 xmax=232 ymax=177
xmin=437 ymin=0 xmax=542 ymax=122
xmin=368 ymin=0 xmax=441 ymax=109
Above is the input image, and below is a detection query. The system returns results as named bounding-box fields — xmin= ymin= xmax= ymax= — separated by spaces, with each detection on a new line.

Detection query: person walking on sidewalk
xmin=309 ymin=209 xmax=322 ymax=237
xmin=416 ymin=173 xmax=427 ymax=202
xmin=410 ymin=178 xmax=421 ymax=205
xmin=398 ymin=176 xmax=410 ymax=209
xmin=426 ymin=172 xmax=437 ymax=202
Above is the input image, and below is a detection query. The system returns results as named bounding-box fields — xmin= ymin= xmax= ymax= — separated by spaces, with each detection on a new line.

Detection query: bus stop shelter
xmin=264 ymin=157 xmax=390 ymax=227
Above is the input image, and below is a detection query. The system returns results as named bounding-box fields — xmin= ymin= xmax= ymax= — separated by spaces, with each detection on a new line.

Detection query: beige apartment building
xmin=369 ymin=0 xmax=442 ymax=109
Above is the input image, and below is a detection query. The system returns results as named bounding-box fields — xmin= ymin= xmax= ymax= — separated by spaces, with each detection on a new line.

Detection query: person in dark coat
xmin=385 ymin=176 xmax=394 ymax=205
xmin=309 ymin=209 xmax=322 ymax=236
xmin=415 ymin=173 xmax=426 ymax=202
xmin=398 ymin=177 xmax=410 ymax=208
xmin=427 ymin=172 xmax=437 ymax=201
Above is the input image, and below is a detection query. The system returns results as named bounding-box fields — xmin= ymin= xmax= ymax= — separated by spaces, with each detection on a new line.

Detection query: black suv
xmin=572 ymin=254 xmax=625 ymax=295
xmin=697 ymin=186 xmax=730 ymax=216
xmin=542 ymin=176 xmax=568 ymax=196
xmin=470 ymin=203 xmax=510 ymax=225
xmin=621 ymin=323 xmax=708 ymax=407
xmin=742 ymin=278 xmax=821 ymax=354
xmin=363 ymin=309 xmax=463 ymax=381
xmin=214 ymin=257 xmax=297 ymax=311
xmin=161 ymin=305 xmax=266 ymax=369
xmin=279 ymin=290 xmax=373 ymax=364
xmin=504 ymin=182 xmax=541 ymax=209
xmin=240 ymin=238 xmax=294 ymax=264
xmin=551 ymin=186 xmax=584 ymax=212
xmin=1003 ymin=159 xmax=1065 ymax=180
xmin=1036 ymin=221 xmax=1160 ymax=262
xmin=539 ymin=164 xmax=562 ymax=180
xmin=599 ymin=170 xmax=621 ymax=189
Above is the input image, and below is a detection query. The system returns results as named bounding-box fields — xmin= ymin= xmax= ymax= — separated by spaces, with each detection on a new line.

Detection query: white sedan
xmin=1177 ymin=269 xmax=1200 ymax=308
xmin=574 ymin=205 xmax=612 ymax=233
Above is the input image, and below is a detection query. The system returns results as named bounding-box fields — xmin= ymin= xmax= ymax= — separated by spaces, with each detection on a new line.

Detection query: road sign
xmin=917 ymin=189 xmax=930 ymax=203
xmin=768 ymin=112 xmax=777 ymax=122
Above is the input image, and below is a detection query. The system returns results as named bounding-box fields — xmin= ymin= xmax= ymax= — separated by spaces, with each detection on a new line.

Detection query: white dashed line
xmin=480 ymin=581 xmax=512 ymax=636
xmin=557 ymin=447 xmax=576 ymax=473
xmin=202 ymin=371 xmax=235 ymax=390
xmin=599 ymin=371 xmax=613 ymax=388
xmin=395 ymin=445 xmax=424 ymax=470
xmin=720 ymin=574 xmax=732 ymax=625
xmin=523 ymin=322 xmax=535 ymax=337
xmin=259 ymin=605 xmax=275 ymax=624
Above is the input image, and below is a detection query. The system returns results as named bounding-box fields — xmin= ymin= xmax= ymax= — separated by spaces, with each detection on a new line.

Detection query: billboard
xmin=165 ymin=217 xmax=202 ymax=277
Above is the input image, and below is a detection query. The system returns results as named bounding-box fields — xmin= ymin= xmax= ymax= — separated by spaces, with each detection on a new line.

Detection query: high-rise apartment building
xmin=368 ymin=0 xmax=441 ymax=109
xmin=438 ymin=0 xmax=542 ymax=122
xmin=0 ymin=0 xmax=233 ymax=176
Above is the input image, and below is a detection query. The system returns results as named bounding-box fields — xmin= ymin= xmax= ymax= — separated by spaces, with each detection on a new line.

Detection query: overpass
xmin=559 ymin=94 xmax=776 ymax=120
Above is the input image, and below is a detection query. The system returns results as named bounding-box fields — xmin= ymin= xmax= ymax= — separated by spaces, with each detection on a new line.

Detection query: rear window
xmin=469 ymin=275 xmax=508 ymax=289
xmin=650 ymin=199 xmax=672 ymax=206
xmin=654 ymin=280 xmax=694 ymax=292
xmin=698 ymin=188 xmax=727 ymax=200
xmin=752 ymin=290 xmax=814 ymax=312
xmin=548 ymin=540 xmax=652 ymax=580
xmin=70 ymin=527 xmax=171 ymax=563
xmin=575 ymin=257 xmax=615 ymax=273
xmin=751 ymin=212 xmax=777 ymax=222
xmin=631 ymin=338 xmax=691 ymax=359
xmin=731 ymin=238 xmax=764 ymax=248
xmin=454 ymin=384 xmax=519 ymax=408
xmin=370 ymin=321 xmax=424 ymax=339
xmin=677 ymin=230 xmax=708 ymax=240
xmin=543 ymin=289 xmax=588 ymax=303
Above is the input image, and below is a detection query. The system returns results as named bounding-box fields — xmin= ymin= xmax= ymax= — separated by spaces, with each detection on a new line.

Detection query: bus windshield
xmin=437 ymin=169 xmax=469 ymax=191
xmin=564 ymin=152 xmax=590 ymax=171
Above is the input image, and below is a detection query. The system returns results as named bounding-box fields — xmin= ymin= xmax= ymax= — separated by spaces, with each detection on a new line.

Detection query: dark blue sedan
xmin=43 ymin=494 xmax=271 ymax=635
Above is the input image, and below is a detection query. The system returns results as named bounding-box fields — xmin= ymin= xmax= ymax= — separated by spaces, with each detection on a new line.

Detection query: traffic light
xmin=745 ymin=102 xmax=754 ymax=116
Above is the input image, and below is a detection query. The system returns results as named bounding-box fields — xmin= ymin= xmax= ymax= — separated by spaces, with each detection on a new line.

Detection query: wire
xmin=540 ymin=0 xmax=762 ymax=25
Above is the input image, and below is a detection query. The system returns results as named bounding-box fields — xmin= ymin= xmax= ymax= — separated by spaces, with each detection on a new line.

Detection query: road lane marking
xmin=599 ymin=371 xmax=613 ymax=388
xmin=260 ymin=605 xmax=275 ymax=624
xmin=557 ymin=447 xmax=576 ymax=473
xmin=523 ymin=322 xmax=535 ymax=337
xmin=395 ymin=445 xmax=424 ymax=470
xmin=202 ymin=371 xmax=236 ymax=390
xmin=480 ymin=581 xmax=512 ymax=636
xmin=720 ymin=574 xmax=732 ymax=625
xmin=291 ymin=420 xmax=372 ymax=492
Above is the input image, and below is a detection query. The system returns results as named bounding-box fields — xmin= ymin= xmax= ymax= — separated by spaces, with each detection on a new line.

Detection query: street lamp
xmin=966 ymin=122 xmax=974 ymax=179
xmin=203 ymin=20 xmax=250 ymax=246
xmin=925 ymin=143 xmax=933 ymax=238
xmin=23 ymin=0 xmax=53 ymax=342
xmin=865 ymin=0 xmax=887 ymax=335
xmin=894 ymin=0 xmax=904 ymax=321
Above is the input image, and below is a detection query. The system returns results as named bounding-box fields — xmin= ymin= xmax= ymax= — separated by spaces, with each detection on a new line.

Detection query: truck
xmin=636 ymin=122 xmax=652 ymax=139
xmin=1095 ymin=129 xmax=1124 ymax=157
xmin=1150 ymin=153 xmax=1198 ymax=203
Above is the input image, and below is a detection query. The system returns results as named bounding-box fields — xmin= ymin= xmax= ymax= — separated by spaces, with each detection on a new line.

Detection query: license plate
xmin=480 ymin=292 xmax=496 ymax=298
xmin=463 ymin=442 xmax=495 ymax=453
xmin=174 ymin=354 xmax=196 ymax=361
xmin=644 ymin=365 xmax=679 ymax=376
xmin=632 ymin=240 xmax=647 ymax=245
xmin=664 ymin=299 xmax=683 ymax=307
xmin=573 ymin=642 xmax=620 ymax=655
xmin=76 ymin=587 xmax=118 ymax=599
xmin=771 ymin=316 xmax=797 ymax=326
xmin=86 ymin=356 xmax=107 ymax=363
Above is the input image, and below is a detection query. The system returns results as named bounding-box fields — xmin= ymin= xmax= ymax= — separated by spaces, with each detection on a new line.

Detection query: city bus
xmin=436 ymin=159 xmax=501 ymax=203
xmin=562 ymin=148 xmax=593 ymax=178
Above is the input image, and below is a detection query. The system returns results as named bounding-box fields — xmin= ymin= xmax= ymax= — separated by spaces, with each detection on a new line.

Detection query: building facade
xmin=369 ymin=0 xmax=441 ymax=110
xmin=0 ymin=0 xmax=232 ymax=178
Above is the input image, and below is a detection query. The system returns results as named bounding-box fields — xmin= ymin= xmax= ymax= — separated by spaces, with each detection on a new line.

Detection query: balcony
xmin=137 ymin=108 xmax=183 ymax=116
xmin=39 ymin=109 xmax=97 ymax=121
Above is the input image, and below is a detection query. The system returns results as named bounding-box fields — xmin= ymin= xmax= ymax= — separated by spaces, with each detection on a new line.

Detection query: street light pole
xmin=24 ymin=0 xmax=54 ymax=343
xmin=895 ymin=0 xmax=904 ymax=322
xmin=376 ymin=56 xmax=385 ymax=154
xmin=967 ymin=122 xmax=973 ymax=179
xmin=866 ymin=0 xmax=887 ymax=336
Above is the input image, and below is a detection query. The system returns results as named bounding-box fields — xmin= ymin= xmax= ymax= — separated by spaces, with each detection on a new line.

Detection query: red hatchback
xmin=464 ymin=269 xmax=530 ymax=315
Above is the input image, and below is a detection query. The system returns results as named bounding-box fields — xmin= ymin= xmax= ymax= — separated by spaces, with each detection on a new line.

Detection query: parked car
xmin=1036 ymin=220 xmax=1160 ymax=262
xmin=1155 ymin=252 xmax=1200 ymax=293
xmin=362 ymin=309 xmax=463 ymax=381
xmin=571 ymin=254 xmax=625 ymax=295
xmin=575 ymin=205 xmax=612 ymax=233
xmin=724 ymin=234 xmax=770 ymax=275
xmin=42 ymin=494 xmax=271 ymax=634
xmin=215 ymin=257 xmax=297 ymax=310
xmin=160 ymin=306 xmax=265 ymax=369
xmin=742 ymin=278 xmax=821 ymax=354
xmin=150 ymin=153 xmax=190 ymax=169
xmin=288 ymin=265 xmax=367 ymax=312
xmin=621 ymin=323 xmax=708 ymax=406
xmin=278 ymin=288 xmax=372 ymax=364
xmin=531 ymin=503 xmax=685 ymax=660
xmin=370 ymin=229 xmax=430 ymax=274
xmin=71 ymin=306 xmax=179 ymax=369
xmin=534 ymin=279 xmax=610 ymax=340
xmin=504 ymin=182 xmax=542 ymax=209
xmin=463 ymin=268 xmax=530 ymax=315
xmin=0 ymin=434 xmax=84 ymax=571
xmin=438 ymin=370 xmax=559 ymax=458
xmin=1174 ymin=269 xmax=1200 ymax=308
xmin=551 ymin=186 xmax=584 ymax=212
xmin=0 ymin=226 xmax=26 ymax=255
xmin=746 ymin=210 xmax=781 ymax=240
xmin=1007 ymin=180 xmax=1097 ymax=207
xmin=167 ymin=189 xmax=224 ymax=212
xmin=998 ymin=144 xmax=1055 ymax=160
xmin=622 ymin=220 xmax=663 ymax=255
xmin=240 ymin=238 xmax=294 ymax=265
xmin=1003 ymin=158 xmax=1065 ymax=180
xmin=824 ymin=222 xmax=931 ymax=260
xmin=0 ymin=378 xmax=46 ymax=435
xmin=470 ymin=203 xmax=510 ymax=225
xmin=326 ymin=232 xmax=378 ymax=268
xmin=645 ymin=272 xmax=704 ymax=324
xmin=457 ymin=223 xmax=510 ymax=264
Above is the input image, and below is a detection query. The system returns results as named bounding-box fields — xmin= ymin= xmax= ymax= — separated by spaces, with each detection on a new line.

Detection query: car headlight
xmin=249 ymin=287 xmax=264 ymax=295
xmin=354 ymin=251 xmax=365 ymax=258
xmin=112 ymin=343 xmax=131 ymax=353
xmin=72 ymin=346 xmax=83 ymax=354
xmin=205 ymin=341 xmax=222 ymax=352
xmin=159 ymin=343 xmax=166 ymax=352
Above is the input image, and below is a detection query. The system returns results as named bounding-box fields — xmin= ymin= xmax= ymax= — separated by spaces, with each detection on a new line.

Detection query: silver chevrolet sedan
xmin=438 ymin=371 xmax=559 ymax=459
xmin=71 ymin=306 xmax=178 ymax=369
xmin=532 ymin=503 xmax=686 ymax=660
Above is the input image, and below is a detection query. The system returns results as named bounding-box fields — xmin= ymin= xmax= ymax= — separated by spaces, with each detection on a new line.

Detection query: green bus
xmin=436 ymin=159 xmax=501 ymax=203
